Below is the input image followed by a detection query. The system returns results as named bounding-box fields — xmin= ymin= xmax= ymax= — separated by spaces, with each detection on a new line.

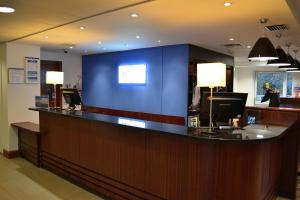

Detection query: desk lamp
xmin=46 ymin=71 xmax=64 ymax=108
xmin=197 ymin=63 xmax=226 ymax=132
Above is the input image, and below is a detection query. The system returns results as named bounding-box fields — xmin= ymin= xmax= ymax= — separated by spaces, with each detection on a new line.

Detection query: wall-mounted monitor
xmin=118 ymin=64 xmax=146 ymax=84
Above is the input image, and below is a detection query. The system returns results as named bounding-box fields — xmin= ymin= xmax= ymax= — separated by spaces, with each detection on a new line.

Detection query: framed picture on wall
xmin=8 ymin=68 xmax=25 ymax=84
xmin=25 ymin=57 xmax=40 ymax=84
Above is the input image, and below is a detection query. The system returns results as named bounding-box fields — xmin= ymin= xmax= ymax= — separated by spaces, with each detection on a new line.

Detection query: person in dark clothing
xmin=261 ymin=82 xmax=280 ymax=107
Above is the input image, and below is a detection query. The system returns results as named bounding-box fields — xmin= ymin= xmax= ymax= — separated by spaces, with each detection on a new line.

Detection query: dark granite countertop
xmin=30 ymin=107 xmax=288 ymax=142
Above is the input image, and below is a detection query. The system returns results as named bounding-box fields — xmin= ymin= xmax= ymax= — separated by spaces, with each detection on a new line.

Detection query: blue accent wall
xmin=82 ymin=44 xmax=189 ymax=121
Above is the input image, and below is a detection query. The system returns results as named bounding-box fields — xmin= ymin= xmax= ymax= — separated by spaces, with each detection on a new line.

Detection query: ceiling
xmin=0 ymin=0 xmax=149 ymax=42
xmin=1 ymin=0 xmax=300 ymax=65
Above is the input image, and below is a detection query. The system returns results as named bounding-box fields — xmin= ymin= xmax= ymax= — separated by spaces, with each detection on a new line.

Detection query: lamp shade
xmin=287 ymin=54 xmax=296 ymax=66
xmin=248 ymin=37 xmax=278 ymax=61
xmin=197 ymin=63 xmax=226 ymax=88
xmin=296 ymin=59 xmax=300 ymax=67
xmin=279 ymin=54 xmax=298 ymax=70
xmin=287 ymin=60 xmax=300 ymax=72
xmin=46 ymin=71 xmax=64 ymax=84
xmin=267 ymin=46 xmax=290 ymax=66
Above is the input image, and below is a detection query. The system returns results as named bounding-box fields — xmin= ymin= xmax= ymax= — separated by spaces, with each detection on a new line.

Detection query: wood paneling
xmin=38 ymin=110 xmax=290 ymax=200
xmin=82 ymin=105 xmax=185 ymax=125
xmin=18 ymin=129 xmax=40 ymax=166
xmin=245 ymin=106 xmax=300 ymax=199
xmin=245 ymin=107 xmax=299 ymax=126
xmin=40 ymin=113 xmax=80 ymax=163
xmin=11 ymin=122 xmax=41 ymax=166
xmin=280 ymin=98 xmax=300 ymax=108
xmin=189 ymin=44 xmax=234 ymax=66
xmin=246 ymin=106 xmax=300 ymax=113
xmin=11 ymin=122 xmax=40 ymax=132
xmin=279 ymin=122 xmax=299 ymax=198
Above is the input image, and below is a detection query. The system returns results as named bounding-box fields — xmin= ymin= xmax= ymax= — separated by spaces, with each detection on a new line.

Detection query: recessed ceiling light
xmin=247 ymin=45 xmax=251 ymax=49
xmin=229 ymin=38 xmax=234 ymax=41
xmin=224 ymin=2 xmax=232 ymax=7
xmin=130 ymin=13 xmax=138 ymax=18
xmin=45 ymin=36 xmax=49 ymax=39
xmin=157 ymin=40 xmax=161 ymax=43
xmin=69 ymin=46 xmax=73 ymax=49
xmin=136 ymin=35 xmax=141 ymax=39
xmin=98 ymin=41 xmax=102 ymax=45
xmin=0 ymin=6 xmax=15 ymax=13
xmin=80 ymin=26 xmax=85 ymax=30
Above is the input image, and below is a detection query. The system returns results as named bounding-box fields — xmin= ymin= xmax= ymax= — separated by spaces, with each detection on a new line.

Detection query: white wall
xmin=0 ymin=43 xmax=8 ymax=151
xmin=1 ymin=43 xmax=40 ymax=151
xmin=0 ymin=45 xmax=82 ymax=151
xmin=41 ymin=51 xmax=82 ymax=88
xmin=234 ymin=66 xmax=280 ymax=106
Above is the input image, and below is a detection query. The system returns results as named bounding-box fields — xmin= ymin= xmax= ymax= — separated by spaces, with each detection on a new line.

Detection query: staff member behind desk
xmin=261 ymin=82 xmax=280 ymax=107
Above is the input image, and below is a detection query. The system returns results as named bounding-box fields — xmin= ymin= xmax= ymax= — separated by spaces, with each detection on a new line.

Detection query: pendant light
xmin=267 ymin=34 xmax=290 ymax=66
xmin=287 ymin=50 xmax=300 ymax=72
xmin=296 ymin=59 xmax=300 ymax=67
xmin=279 ymin=43 xmax=298 ymax=70
xmin=248 ymin=18 xmax=278 ymax=61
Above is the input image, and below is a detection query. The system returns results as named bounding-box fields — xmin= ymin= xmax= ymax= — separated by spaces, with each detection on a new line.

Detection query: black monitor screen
xmin=61 ymin=88 xmax=82 ymax=109
xmin=200 ymin=92 xmax=248 ymax=125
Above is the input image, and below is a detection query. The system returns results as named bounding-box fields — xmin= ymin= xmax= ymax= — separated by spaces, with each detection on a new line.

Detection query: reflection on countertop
xmin=30 ymin=107 xmax=288 ymax=142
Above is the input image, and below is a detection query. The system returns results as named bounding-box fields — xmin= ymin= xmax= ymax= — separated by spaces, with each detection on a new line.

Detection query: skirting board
xmin=3 ymin=149 xmax=20 ymax=159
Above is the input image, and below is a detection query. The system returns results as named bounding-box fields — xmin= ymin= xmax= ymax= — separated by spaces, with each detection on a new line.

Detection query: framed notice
xmin=35 ymin=95 xmax=49 ymax=108
xmin=25 ymin=57 xmax=40 ymax=84
xmin=8 ymin=68 xmax=25 ymax=84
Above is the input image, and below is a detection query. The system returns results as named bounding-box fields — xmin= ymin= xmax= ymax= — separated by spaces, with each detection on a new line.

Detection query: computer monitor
xmin=61 ymin=88 xmax=82 ymax=110
xmin=199 ymin=92 xmax=248 ymax=126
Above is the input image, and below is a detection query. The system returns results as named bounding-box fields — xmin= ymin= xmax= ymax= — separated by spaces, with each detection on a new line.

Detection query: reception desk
xmin=245 ymin=106 xmax=300 ymax=199
xmin=30 ymin=108 xmax=296 ymax=200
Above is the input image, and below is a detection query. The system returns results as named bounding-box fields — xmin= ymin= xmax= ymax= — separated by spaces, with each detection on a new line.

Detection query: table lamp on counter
xmin=197 ymin=63 xmax=226 ymax=132
xmin=46 ymin=71 xmax=64 ymax=109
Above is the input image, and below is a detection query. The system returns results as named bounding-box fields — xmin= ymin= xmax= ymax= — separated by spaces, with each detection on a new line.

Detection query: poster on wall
xmin=25 ymin=57 xmax=40 ymax=84
xmin=8 ymin=68 xmax=25 ymax=84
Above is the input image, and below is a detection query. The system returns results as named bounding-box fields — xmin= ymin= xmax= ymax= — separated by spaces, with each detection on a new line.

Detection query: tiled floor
xmin=0 ymin=154 xmax=299 ymax=200
xmin=0 ymin=154 xmax=104 ymax=200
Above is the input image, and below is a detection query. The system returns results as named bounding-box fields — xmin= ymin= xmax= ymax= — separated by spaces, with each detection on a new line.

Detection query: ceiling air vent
xmin=224 ymin=43 xmax=242 ymax=48
xmin=265 ymin=24 xmax=289 ymax=32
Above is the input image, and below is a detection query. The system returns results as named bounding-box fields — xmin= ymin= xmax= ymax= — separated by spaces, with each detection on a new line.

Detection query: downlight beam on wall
xmin=248 ymin=18 xmax=278 ymax=61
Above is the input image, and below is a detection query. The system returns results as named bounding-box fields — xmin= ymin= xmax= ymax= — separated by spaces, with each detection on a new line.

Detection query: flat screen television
xmin=118 ymin=64 xmax=146 ymax=84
